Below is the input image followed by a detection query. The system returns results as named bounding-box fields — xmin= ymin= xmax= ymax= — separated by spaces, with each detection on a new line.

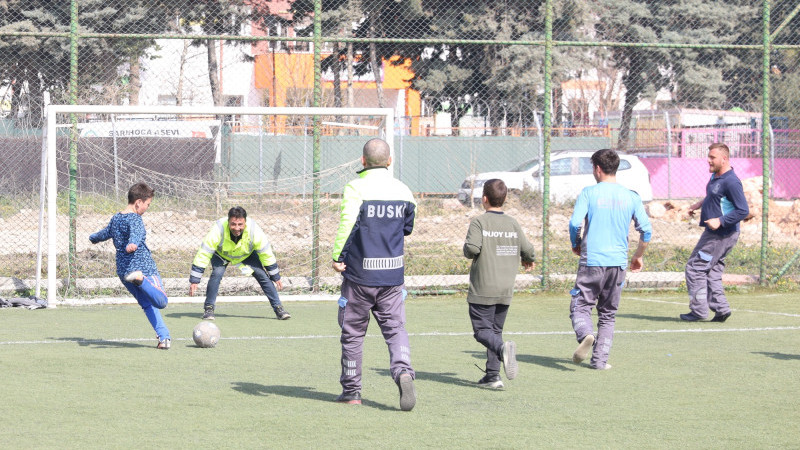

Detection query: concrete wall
xmin=227 ymin=135 xmax=611 ymax=194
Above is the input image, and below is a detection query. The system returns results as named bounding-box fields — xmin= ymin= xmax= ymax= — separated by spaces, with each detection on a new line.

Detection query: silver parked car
xmin=457 ymin=151 xmax=653 ymax=206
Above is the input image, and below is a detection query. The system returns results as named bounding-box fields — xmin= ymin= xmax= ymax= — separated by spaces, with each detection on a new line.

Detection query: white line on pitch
xmin=626 ymin=296 xmax=800 ymax=318
xmin=3 ymin=326 xmax=800 ymax=346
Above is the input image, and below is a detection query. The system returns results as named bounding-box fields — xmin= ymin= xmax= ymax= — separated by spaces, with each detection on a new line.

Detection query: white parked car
xmin=457 ymin=151 xmax=653 ymax=206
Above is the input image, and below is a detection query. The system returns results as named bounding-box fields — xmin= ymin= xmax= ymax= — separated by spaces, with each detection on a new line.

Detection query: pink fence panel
xmin=640 ymin=158 xmax=800 ymax=200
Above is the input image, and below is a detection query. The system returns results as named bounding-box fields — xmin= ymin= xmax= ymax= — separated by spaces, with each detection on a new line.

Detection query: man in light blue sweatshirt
xmin=568 ymin=149 xmax=652 ymax=370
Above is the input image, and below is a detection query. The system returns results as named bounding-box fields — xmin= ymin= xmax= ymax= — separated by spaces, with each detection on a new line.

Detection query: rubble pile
xmin=646 ymin=177 xmax=800 ymax=239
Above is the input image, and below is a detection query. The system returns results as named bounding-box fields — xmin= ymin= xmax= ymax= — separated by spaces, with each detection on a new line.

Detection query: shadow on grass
xmin=617 ymin=313 xmax=680 ymax=323
xmin=50 ymin=337 xmax=150 ymax=349
xmin=753 ymin=351 xmax=800 ymax=361
xmin=374 ymin=367 xmax=479 ymax=388
xmin=464 ymin=349 xmax=575 ymax=372
xmin=164 ymin=311 xmax=268 ymax=320
xmin=516 ymin=354 xmax=577 ymax=372
xmin=231 ymin=382 xmax=396 ymax=411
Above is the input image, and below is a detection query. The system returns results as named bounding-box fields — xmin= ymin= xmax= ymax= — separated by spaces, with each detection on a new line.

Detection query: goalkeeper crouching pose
xmin=189 ymin=206 xmax=290 ymax=321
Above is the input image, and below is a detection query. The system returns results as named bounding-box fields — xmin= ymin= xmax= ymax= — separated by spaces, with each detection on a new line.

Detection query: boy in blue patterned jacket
xmin=90 ymin=182 xmax=171 ymax=349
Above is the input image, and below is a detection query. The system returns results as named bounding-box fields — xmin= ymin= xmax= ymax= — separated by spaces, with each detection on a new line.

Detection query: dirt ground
xmin=2 ymin=177 xmax=798 ymax=260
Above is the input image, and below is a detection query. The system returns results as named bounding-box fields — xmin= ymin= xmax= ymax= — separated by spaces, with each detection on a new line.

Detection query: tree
xmin=285 ymin=0 xmax=590 ymax=133
xmin=594 ymin=1 xmax=670 ymax=149
xmin=657 ymin=1 xmax=759 ymax=109
xmin=759 ymin=3 xmax=800 ymax=129
xmin=289 ymin=0 xmax=425 ymax=110
xmin=0 ymin=1 xmax=173 ymax=126
xmin=382 ymin=1 xmax=545 ymax=131
xmin=286 ymin=0 xmax=354 ymax=109
xmin=595 ymin=0 xmax=759 ymax=149
xmin=178 ymin=0 xmax=252 ymax=106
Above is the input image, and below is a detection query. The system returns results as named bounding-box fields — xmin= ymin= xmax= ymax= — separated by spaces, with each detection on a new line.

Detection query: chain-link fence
xmin=2 ymin=0 xmax=799 ymax=300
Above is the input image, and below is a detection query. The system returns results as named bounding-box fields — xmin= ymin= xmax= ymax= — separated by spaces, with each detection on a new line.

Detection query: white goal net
xmin=42 ymin=106 xmax=394 ymax=304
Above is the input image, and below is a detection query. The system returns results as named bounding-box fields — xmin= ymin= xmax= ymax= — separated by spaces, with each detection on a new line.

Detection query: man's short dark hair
xmin=591 ymin=149 xmax=620 ymax=175
xmin=127 ymin=182 xmax=154 ymax=204
xmin=708 ymin=142 xmax=730 ymax=157
xmin=363 ymin=138 xmax=391 ymax=167
xmin=228 ymin=206 xmax=247 ymax=220
xmin=483 ymin=179 xmax=507 ymax=207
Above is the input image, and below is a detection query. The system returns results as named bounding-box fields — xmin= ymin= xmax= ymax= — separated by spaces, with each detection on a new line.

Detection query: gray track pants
xmin=570 ymin=265 xmax=625 ymax=368
xmin=338 ymin=278 xmax=414 ymax=394
xmin=685 ymin=229 xmax=740 ymax=318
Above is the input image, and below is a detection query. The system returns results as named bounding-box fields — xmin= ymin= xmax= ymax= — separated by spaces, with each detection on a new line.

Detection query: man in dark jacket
xmin=331 ymin=138 xmax=417 ymax=411
xmin=681 ymin=142 xmax=750 ymax=323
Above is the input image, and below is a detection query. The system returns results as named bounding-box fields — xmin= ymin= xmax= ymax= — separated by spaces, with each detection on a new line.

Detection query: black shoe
xmin=397 ymin=371 xmax=416 ymax=411
xmin=202 ymin=307 xmax=215 ymax=320
xmin=680 ymin=312 xmax=705 ymax=322
xmin=274 ymin=306 xmax=291 ymax=320
xmin=477 ymin=374 xmax=504 ymax=389
xmin=335 ymin=391 xmax=361 ymax=405
xmin=710 ymin=312 xmax=731 ymax=322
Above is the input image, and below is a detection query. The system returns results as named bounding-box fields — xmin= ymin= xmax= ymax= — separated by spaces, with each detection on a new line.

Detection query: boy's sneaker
xmin=477 ymin=374 xmax=504 ymax=389
xmin=502 ymin=341 xmax=518 ymax=380
xmin=274 ymin=306 xmax=291 ymax=320
xmin=123 ymin=271 xmax=144 ymax=286
xmin=572 ymin=334 xmax=595 ymax=364
xmin=202 ymin=307 xmax=215 ymax=320
xmin=335 ymin=391 xmax=361 ymax=405
xmin=157 ymin=338 xmax=171 ymax=350
xmin=397 ymin=371 xmax=416 ymax=411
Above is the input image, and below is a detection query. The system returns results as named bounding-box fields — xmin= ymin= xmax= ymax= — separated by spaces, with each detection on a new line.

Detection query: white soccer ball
xmin=193 ymin=321 xmax=221 ymax=348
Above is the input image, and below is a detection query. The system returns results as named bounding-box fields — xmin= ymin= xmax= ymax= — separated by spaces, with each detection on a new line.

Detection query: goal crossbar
xmin=43 ymin=105 xmax=395 ymax=304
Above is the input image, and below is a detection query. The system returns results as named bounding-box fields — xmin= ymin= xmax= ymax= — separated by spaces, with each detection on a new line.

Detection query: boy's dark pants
xmin=469 ymin=303 xmax=509 ymax=377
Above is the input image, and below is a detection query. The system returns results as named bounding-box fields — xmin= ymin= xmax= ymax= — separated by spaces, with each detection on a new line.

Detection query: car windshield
xmin=511 ymin=159 xmax=538 ymax=172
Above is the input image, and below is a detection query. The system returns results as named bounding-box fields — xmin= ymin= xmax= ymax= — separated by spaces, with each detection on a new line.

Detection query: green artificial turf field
xmin=1 ymin=292 xmax=799 ymax=449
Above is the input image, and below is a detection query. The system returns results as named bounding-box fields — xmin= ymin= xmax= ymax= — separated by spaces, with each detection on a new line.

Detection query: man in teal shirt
xmin=568 ymin=149 xmax=652 ymax=370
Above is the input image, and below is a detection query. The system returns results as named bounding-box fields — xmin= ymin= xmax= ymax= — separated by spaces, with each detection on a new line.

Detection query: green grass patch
xmin=1 ymin=292 xmax=799 ymax=448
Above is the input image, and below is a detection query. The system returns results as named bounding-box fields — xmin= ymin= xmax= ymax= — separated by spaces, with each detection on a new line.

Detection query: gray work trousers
xmin=570 ymin=265 xmax=625 ymax=369
xmin=338 ymin=277 xmax=414 ymax=394
xmin=685 ymin=229 xmax=740 ymax=319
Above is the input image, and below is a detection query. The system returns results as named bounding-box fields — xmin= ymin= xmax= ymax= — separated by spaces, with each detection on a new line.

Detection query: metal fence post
xmin=760 ymin=0 xmax=771 ymax=286
xmin=311 ymin=0 xmax=323 ymax=293
xmin=541 ymin=0 xmax=554 ymax=289
xmin=68 ymin=0 xmax=80 ymax=293
xmin=665 ymin=110 xmax=672 ymax=200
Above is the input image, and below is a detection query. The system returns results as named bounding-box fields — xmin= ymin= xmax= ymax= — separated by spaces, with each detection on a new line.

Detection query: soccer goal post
xmin=43 ymin=105 xmax=394 ymax=304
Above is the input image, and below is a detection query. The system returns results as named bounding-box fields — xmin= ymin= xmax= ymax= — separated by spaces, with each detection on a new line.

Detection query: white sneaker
xmin=157 ymin=338 xmax=171 ymax=350
xmin=592 ymin=363 xmax=612 ymax=370
xmin=502 ymin=341 xmax=518 ymax=380
xmin=572 ymin=334 xmax=595 ymax=364
xmin=124 ymin=271 xmax=144 ymax=286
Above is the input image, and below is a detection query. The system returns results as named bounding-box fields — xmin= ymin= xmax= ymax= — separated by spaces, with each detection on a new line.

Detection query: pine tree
xmin=0 ymin=1 xmax=172 ymax=126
